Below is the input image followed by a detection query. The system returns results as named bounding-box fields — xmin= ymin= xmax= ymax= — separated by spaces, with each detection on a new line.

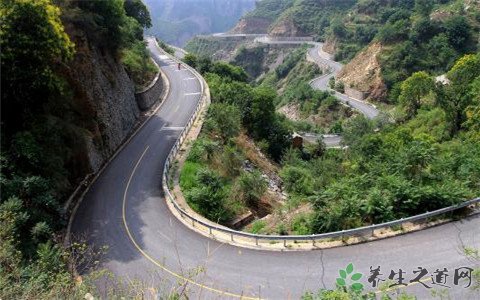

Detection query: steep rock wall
xmin=337 ymin=42 xmax=387 ymax=102
xmin=230 ymin=17 xmax=271 ymax=34
xmin=61 ymin=24 xmax=140 ymax=177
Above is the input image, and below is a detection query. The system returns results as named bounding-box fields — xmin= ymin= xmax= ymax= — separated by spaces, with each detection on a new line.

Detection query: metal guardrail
xmin=157 ymin=41 xmax=480 ymax=248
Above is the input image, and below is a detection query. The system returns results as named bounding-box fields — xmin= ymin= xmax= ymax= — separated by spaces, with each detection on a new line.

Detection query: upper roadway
xmin=71 ymin=37 xmax=479 ymax=299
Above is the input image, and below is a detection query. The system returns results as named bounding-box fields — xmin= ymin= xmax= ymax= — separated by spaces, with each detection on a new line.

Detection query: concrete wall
xmin=135 ymin=61 xmax=164 ymax=111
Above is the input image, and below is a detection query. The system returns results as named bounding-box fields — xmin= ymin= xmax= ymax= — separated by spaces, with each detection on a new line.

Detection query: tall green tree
xmin=124 ymin=0 xmax=152 ymax=28
xmin=204 ymin=103 xmax=241 ymax=143
xmin=399 ymin=71 xmax=434 ymax=119
xmin=0 ymin=0 xmax=74 ymax=133
xmin=437 ymin=54 xmax=480 ymax=135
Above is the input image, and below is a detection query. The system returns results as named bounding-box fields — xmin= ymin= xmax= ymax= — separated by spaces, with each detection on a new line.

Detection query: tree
xmin=211 ymin=62 xmax=248 ymax=82
xmin=76 ymin=0 xmax=133 ymax=50
xmin=438 ymin=54 xmax=480 ymax=135
xmin=444 ymin=15 xmax=471 ymax=50
xmin=465 ymin=77 xmax=480 ymax=134
xmin=186 ymin=168 xmax=231 ymax=223
xmin=0 ymin=0 xmax=74 ymax=133
xmin=124 ymin=0 xmax=152 ymax=28
xmin=183 ymin=53 xmax=198 ymax=68
xmin=330 ymin=17 xmax=347 ymax=39
xmin=204 ymin=103 xmax=241 ymax=142
xmin=237 ymin=171 xmax=267 ymax=207
xmin=342 ymin=115 xmax=374 ymax=147
xmin=399 ymin=71 xmax=434 ymax=119
xmin=414 ymin=0 xmax=433 ymax=17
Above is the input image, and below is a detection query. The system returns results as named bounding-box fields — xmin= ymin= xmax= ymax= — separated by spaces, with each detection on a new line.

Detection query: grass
xmin=179 ymin=161 xmax=203 ymax=191
xmin=249 ymin=220 xmax=267 ymax=234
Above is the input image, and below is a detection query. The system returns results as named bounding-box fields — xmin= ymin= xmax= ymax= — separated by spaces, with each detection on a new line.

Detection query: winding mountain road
xmin=252 ymin=36 xmax=379 ymax=146
xmin=71 ymin=37 xmax=480 ymax=299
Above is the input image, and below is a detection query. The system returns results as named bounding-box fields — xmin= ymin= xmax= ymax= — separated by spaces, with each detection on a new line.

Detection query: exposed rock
xmin=269 ymin=15 xmax=306 ymax=37
xmin=337 ymin=42 xmax=387 ymax=102
xmin=322 ymin=36 xmax=338 ymax=55
xmin=278 ymin=103 xmax=302 ymax=121
xmin=230 ymin=17 xmax=271 ymax=34
xmin=61 ymin=23 xmax=140 ymax=177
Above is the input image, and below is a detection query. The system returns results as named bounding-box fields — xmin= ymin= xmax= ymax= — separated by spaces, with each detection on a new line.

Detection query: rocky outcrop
xmin=323 ymin=36 xmax=338 ymax=55
xmin=61 ymin=24 xmax=140 ymax=176
xmin=230 ymin=17 xmax=271 ymax=34
xmin=337 ymin=42 xmax=387 ymax=102
xmin=269 ymin=15 xmax=306 ymax=37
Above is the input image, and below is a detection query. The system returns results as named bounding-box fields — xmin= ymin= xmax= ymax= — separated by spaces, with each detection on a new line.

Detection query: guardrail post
xmin=255 ymin=237 xmax=258 ymax=246
xmin=371 ymin=225 xmax=375 ymax=237
xmin=312 ymin=238 xmax=315 ymax=247
xmin=192 ymin=219 xmax=195 ymax=227
xmin=209 ymin=227 xmax=212 ymax=235
xmin=231 ymin=233 xmax=234 ymax=242
xmin=283 ymin=240 xmax=286 ymax=247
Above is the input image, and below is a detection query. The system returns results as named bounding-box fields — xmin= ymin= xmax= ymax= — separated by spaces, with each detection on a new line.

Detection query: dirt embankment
xmin=230 ymin=17 xmax=271 ymax=34
xmin=269 ymin=15 xmax=306 ymax=37
xmin=337 ymin=42 xmax=387 ymax=102
xmin=322 ymin=36 xmax=338 ymax=55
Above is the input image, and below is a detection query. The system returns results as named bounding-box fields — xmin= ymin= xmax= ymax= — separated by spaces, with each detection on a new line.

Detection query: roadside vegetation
xmin=259 ymin=46 xmax=353 ymax=133
xmin=0 ymin=0 xmax=154 ymax=297
xmin=241 ymin=0 xmax=480 ymax=103
xmin=181 ymin=48 xmax=479 ymax=235
xmin=180 ymin=55 xmax=291 ymax=225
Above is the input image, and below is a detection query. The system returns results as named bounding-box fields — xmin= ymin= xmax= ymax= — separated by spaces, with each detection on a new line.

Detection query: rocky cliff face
xmin=61 ymin=23 xmax=140 ymax=177
xmin=269 ymin=16 xmax=306 ymax=37
xmin=337 ymin=42 xmax=387 ymax=102
xmin=229 ymin=17 xmax=271 ymax=34
xmin=322 ymin=36 xmax=338 ymax=55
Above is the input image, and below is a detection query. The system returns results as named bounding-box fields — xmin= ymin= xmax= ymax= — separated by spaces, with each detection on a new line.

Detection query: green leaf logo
xmin=346 ymin=263 xmax=354 ymax=274
xmin=335 ymin=263 xmax=364 ymax=291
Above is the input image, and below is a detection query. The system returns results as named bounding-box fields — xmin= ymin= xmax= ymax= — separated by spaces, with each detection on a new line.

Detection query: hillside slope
xmin=0 ymin=0 xmax=158 ymax=297
xmin=230 ymin=0 xmax=480 ymax=102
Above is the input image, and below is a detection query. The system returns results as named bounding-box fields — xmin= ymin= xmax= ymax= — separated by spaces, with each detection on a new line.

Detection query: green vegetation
xmin=244 ymin=0 xmax=480 ymax=102
xmin=157 ymin=38 xmax=175 ymax=55
xmin=232 ymin=45 xmax=269 ymax=79
xmin=122 ymin=41 xmax=158 ymax=90
xmin=260 ymin=46 xmax=352 ymax=133
xmin=0 ymin=0 xmax=153 ymax=297
xmin=244 ymin=0 xmax=294 ymax=21
xmin=185 ymin=36 xmax=245 ymax=60
xmin=180 ymin=55 xmax=293 ymax=224
xmin=285 ymin=54 xmax=480 ymax=234
xmin=181 ymin=49 xmax=479 ymax=236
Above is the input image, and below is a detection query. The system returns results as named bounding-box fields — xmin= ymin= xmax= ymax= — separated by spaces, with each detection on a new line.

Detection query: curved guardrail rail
xmin=158 ymin=40 xmax=480 ymax=248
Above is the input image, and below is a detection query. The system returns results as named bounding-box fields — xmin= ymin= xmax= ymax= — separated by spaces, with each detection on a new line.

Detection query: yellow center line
xmin=121 ymin=147 xmax=432 ymax=298
xmin=122 ymin=146 xmax=260 ymax=299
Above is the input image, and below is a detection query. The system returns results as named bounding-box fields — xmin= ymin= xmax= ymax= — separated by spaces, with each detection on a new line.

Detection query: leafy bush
xmin=185 ymin=168 xmax=233 ymax=223
xmin=122 ymin=41 xmax=158 ymax=89
xmin=204 ymin=103 xmax=241 ymax=142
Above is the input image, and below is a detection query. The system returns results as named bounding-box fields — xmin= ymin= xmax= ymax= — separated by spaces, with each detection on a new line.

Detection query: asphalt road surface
xmin=72 ymin=37 xmax=479 ymax=299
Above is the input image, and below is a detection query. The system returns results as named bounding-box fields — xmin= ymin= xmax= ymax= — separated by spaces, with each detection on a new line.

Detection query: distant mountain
xmin=144 ymin=0 xmax=256 ymax=46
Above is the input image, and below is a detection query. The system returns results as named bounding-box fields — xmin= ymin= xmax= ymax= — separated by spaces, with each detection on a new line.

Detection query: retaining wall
xmin=135 ymin=60 xmax=164 ymax=111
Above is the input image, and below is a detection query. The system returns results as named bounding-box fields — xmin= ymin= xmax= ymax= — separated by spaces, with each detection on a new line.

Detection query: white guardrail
xmin=159 ymin=43 xmax=480 ymax=248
